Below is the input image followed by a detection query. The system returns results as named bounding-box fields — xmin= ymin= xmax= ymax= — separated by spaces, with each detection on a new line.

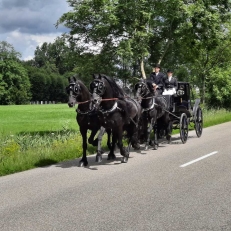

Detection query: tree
xmin=206 ymin=67 xmax=231 ymax=109
xmin=57 ymin=0 xmax=231 ymax=84
xmin=56 ymin=0 xmax=156 ymax=79
xmin=0 ymin=41 xmax=31 ymax=105
xmin=0 ymin=41 xmax=21 ymax=61
xmin=34 ymin=37 xmax=80 ymax=75
xmin=0 ymin=60 xmax=31 ymax=105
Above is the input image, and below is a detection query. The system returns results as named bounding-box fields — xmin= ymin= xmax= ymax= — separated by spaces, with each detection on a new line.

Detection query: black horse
xmin=90 ymin=74 xmax=142 ymax=163
xmin=66 ymin=76 xmax=111 ymax=167
xmin=135 ymin=80 xmax=171 ymax=150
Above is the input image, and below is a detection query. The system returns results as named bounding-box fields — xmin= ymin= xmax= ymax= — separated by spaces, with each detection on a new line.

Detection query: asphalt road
xmin=1 ymin=122 xmax=231 ymax=231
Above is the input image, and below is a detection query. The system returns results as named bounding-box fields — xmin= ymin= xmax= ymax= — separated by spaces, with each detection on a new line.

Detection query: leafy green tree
xmin=23 ymin=62 xmax=67 ymax=103
xmin=34 ymin=37 xmax=79 ymax=75
xmin=0 ymin=41 xmax=21 ymax=61
xmin=57 ymin=0 xmax=155 ymax=78
xmin=206 ymin=67 xmax=231 ymax=109
xmin=0 ymin=41 xmax=31 ymax=105
xmin=57 ymin=0 xmax=231 ymax=83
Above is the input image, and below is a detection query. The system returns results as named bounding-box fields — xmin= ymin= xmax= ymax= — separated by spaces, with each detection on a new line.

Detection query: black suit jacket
xmin=149 ymin=72 xmax=165 ymax=88
xmin=163 ymin=77 xmax=178 ymax=90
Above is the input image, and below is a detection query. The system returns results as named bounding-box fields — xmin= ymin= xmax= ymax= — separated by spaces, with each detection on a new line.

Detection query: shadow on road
xmin=53 ymin=134 xmax=197 ymax=169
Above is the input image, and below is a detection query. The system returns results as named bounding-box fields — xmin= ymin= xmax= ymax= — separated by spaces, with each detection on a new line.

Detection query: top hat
xmin=154 ymin=63 xmax=161 ymax=68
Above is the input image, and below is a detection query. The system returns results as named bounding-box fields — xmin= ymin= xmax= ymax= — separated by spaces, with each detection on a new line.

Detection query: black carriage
xmin=162 ymin=81 xmax=203 ymax=143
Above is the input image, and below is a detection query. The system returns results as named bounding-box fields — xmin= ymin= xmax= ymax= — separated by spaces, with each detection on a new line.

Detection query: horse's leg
xmin=106 ymin=129 xmax=112 ymax=150
xmin=166 ymin=120 xmax=172 ymax=144
xmin=79 ymin=126 xmax=88 ymax=167
xmin=153 ymin=122 xmax=159 ymax=150
xmin=107 ymin=131 xmax=117 ymax=160
xmin=95 ymin=126 xmax=105 ymax=162
xmin=116 ymin=126 xmax=129 ymax=163
xmin=88 ymin=129 xmax=98 ymax=146
xmin=145 ymin=117 xmax=155 ymax=151
xmin=130 ymin=118 xmax=140 ymax=150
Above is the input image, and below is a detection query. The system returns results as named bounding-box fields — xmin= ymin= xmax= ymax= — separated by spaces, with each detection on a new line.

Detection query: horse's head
xmin=89 ymin=74 xmax=106 ymax=109
xmin=66 ymin=76 xmax=81 ymax=107
xmin=135 ymin=80 xmax=151 ymax=100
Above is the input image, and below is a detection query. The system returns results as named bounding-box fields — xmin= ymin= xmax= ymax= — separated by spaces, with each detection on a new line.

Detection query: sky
xmin=0 ymin=0 xmax=71 ymax=60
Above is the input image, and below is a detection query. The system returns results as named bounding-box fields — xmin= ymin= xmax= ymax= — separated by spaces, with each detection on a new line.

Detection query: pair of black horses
xmin=66 ymin=74 xmax=172 ymax=167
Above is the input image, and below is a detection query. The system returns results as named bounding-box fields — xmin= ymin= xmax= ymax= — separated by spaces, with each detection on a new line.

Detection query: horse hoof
xmin=121 ymin=156 xmax=128 ymax=163
xmin=107 ymin=154 xmax=116 ymax=160
xmin=166 ymin=135 xmax=171 ymax=144
xmin=144 ymin=145 xmax=149 ymax=151
xmin=153 ymin=144 xmax=158 ymax=150
xmin=132 ymin=143 xmax=140 ymax=150
xmin=95 ymin=155 xmax=102 ymax=163
xmin=78 ymin=161 xmax=88 ymax=167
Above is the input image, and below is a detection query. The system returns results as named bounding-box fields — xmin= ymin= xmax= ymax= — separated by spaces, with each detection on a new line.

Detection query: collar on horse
xmin=99 ymin=101 xmax=118 ymax=114
xmin=76 ymin=106 xmax=95 ymax=115
xmin=142 ymin=98 xmax=155 ymax=112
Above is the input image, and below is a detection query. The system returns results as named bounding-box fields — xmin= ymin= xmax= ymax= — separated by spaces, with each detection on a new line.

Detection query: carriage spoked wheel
xmin=195 ymin=106 xmax=203 ymax=137
xmin=180 ymin=113 xmax=188 ymax=144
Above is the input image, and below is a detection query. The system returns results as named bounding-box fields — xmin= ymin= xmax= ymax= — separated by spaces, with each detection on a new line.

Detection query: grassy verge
xmin=203 ymin=108 xmax=231 ymax=127
xmin=0 ymin=105 xmax=231 ymax=176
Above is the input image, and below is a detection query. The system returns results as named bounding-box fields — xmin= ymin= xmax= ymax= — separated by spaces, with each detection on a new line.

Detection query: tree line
xmin=1 ymin=0 xmax=231 ymax=108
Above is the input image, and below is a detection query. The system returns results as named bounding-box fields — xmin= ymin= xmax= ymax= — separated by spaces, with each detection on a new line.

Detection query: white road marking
xmin=180 ymin=151 xmax=218 ymax=168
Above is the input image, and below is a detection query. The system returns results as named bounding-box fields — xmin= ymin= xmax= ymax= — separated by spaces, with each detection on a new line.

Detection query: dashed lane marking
xmin=180 ymin=151 xmax=218 ymax=168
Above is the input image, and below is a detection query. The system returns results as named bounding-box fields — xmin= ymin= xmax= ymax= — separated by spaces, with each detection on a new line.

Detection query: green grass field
xmin=0 ymin=104 xmax=231 ymax=176
xmin=0 ymin=104 xmax=78 ymax=136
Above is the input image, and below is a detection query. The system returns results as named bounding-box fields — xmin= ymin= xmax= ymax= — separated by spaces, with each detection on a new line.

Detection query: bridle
xmin=135 ymin=82 xmax=156 ymax=112
xmin=90 ymin=79 xmax=120 ymax=114
xmin=66 ymin=81 xmax=94 ymax=115
xmin=89 ymin=79 xmax=106 ymax=96
xmin=135 ymin=82 xmax=152 ymax=99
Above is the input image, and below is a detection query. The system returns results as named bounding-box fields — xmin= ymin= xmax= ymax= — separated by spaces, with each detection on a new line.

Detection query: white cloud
xmin=0 ymin=0 xmax=71 ymax=60
xmin=5 ymin=29 xmax=63 ymax=60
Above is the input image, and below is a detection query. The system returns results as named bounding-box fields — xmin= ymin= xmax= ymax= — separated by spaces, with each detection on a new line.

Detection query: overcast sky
xmin=0 ymin=0 xmax=70 ymax=60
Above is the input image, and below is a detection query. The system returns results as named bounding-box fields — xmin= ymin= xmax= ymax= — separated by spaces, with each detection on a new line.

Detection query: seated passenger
xmin=148 ymin=63 xmax=165 ymax=95
xmin=162 ymin=69 xmax=178 ymax=95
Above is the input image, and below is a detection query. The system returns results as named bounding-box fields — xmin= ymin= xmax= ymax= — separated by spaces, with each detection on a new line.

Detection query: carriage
xmin=162 ymin=81 xmax=203 ymax=144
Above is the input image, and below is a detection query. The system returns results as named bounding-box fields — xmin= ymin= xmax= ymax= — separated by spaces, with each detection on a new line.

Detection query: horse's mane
xmin=146 ymin=80 xmax=155 ymax=93
xmin=102 ymin=75 xmax=125 ymax=99
xmin=77 ymin=79 xmax=88 ymax=90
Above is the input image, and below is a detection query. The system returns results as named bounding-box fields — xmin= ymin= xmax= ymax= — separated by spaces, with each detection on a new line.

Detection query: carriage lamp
xmin=177 ymin=89 xmax=185 ymax=96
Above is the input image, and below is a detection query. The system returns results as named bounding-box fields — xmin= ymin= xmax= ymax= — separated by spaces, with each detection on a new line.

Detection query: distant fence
xmin=30 ymin=101 xmax=56 ymax=105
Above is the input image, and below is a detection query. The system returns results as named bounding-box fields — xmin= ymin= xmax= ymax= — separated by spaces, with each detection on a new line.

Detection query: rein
xmin=101 ymin=98 xmax=118 ymax=101
xmin=140 ymin=96 xmax=155 ymax=100
xmin=76 ymin=99 xmax=91 ymax=105
xmin=77 ymin=98 xmax=119 ymax=105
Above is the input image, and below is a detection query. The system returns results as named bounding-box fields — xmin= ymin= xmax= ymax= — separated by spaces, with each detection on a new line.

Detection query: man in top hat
xmin=163 ymin=69 xmax=178 ymax=94
xmin=148 ymin=63 xmax=165 ymax=95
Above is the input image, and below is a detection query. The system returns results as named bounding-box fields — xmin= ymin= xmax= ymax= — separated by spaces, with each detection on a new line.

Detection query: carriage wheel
xmin=195 ymin=107 xmax=203 ymax=137
xmin=180 ymin=113 xmax=188 ymax=144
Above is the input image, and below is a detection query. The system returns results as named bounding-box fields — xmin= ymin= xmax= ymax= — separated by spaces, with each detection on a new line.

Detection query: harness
xmin=99 ymin=101 xmax=119 ymax=114
xmin=76 ymin=107 xmax=94 ymax=115
xmin=142 ymin=98 xmax=155 ymax=112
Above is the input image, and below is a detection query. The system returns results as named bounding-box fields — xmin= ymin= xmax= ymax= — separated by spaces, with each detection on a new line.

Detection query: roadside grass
xmin=0 ymin=104 xmax=231 ymax=176
xmin=203 ymin=108 xmax=231 ymax=127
